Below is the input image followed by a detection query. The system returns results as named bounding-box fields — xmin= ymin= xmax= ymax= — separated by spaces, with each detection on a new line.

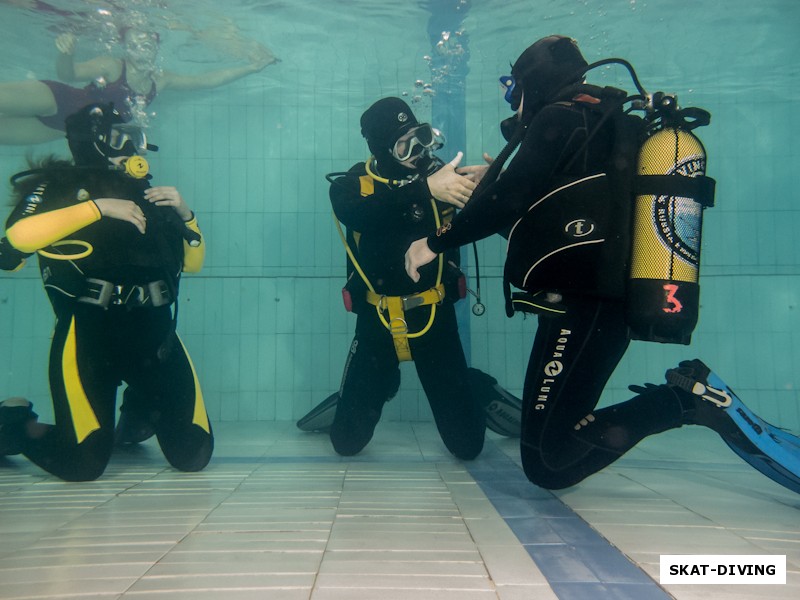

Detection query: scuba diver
xmin=0 ymin=102 xmax=213 ymax=481
xmin=405 ymin=35 xmax=800 ymax=494
xmin=319 ymin=96 xmax=521 ymax=459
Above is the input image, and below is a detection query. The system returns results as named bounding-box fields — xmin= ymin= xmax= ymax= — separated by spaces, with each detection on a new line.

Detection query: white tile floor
xmin=0 ymin=421 xmax=798 ymax=600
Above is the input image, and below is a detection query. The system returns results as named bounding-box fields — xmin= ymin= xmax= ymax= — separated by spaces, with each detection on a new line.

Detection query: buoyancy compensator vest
xmin=503 ymin=85 xmax=639 ymax=302
xmin=501 ymin=58 xmax=716 ymax=345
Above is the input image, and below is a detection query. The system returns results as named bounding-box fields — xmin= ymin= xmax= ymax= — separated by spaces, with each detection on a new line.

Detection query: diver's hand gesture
xmin=94 ymin=199 xmax=147 ymax=234
xmin=405 ymin=238 xmax=438 ymax=283
xmin=144 ymin=186 xmax=193 ymax=221
xmin=456 ymin=152 xmax=494 ymax=185
xmin=426 ymin=152 xmax=476 ymax=208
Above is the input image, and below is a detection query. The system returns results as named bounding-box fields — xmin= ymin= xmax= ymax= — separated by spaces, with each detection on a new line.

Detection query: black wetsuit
xmin=329 ymin=162 xmax=486 ymax=459
xmin=4 ymin=166 xmax=212 ymax=481
xmin=427 ymin=100 xmax=687 ymax=489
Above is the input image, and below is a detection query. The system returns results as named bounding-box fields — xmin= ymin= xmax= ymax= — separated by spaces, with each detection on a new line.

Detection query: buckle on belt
xmin=146 ymin=280 xmax=171 ymax=307
xmin=78 ymin=278 xmax=171 ymax=309
xmin=402 ymin=294 xmax=425 ymax=311
xmin=401 ymin=286 xmax=444 ymax=311
xmin=389 ymin=317 xmax=408 ymax=335
xmin=80 ymin=278 xmax=114 ymax=308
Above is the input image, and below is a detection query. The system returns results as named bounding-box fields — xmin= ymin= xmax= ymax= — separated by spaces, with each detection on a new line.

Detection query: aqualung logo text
xmin=535 ymin=329 xmax=571 ymax=411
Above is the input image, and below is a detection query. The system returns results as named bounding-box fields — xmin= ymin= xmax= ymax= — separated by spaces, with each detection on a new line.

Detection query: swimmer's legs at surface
xmin=0 ymin=80 xmax=63 ymax=144
xmin=0 ymin=80 xmax=57 ymax=117
xmin=0 ymin=117 xmax=64 ymax=144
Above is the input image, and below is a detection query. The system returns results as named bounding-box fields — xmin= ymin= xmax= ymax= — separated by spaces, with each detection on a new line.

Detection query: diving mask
xmin=391 ymin=124 xmax=444 ymax=162
xmin=107 ymin=124 xmax=150 ymax=157
xmin=499 ymin=74 xmax=522 ymax=111
xmin=104 ymin=123 xmax=157 ymax=178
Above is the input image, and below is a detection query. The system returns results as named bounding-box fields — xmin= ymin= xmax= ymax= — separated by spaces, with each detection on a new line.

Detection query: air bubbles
xmin=435 ymin=30 xmax=465 ymax=57
xmin=406 ymin=27 xmax=468 ymax=107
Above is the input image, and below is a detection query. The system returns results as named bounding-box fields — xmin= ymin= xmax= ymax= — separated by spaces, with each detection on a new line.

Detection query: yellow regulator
xmin=123 ymin=155 xmax=150 ymax=179
xmin=626 ymin=126 xmax=714 ymax=345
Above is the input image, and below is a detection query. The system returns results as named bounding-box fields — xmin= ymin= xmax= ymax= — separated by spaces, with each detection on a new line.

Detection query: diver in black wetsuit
xmin=324 ymin=97 xmax=502 ymax=459
xmin=405 ymin=36 xmax=800 ymax=494
xmin=0 ymin=103 xmax=212 ymax=481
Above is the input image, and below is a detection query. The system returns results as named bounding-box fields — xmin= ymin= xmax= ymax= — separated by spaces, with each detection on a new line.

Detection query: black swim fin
xmin=667 ymin=359 xmax=800 ymax=495
xmin=297 ymin=370 xmax=523 ymax=438
xmin=296 ymin=392 xmax=339 ymax=433
xmin=0 ymin=397 xmax=36 ymax=455
xmin=467 ymin=368 xmax=522 ymax=438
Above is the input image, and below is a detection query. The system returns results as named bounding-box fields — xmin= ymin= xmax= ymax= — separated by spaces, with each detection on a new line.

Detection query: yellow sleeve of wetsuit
xmin=182 ymin=215 xmax=205 ymax=273
xmin=5 ymin=201 xmax=101 ymax=253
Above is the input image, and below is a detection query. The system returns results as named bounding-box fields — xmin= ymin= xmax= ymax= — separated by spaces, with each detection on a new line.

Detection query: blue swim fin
xmin=667 ymin=360 xmax=800 ymax=495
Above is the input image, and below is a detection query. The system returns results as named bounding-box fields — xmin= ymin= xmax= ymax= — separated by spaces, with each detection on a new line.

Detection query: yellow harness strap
xmin=331 ymin=164 xmax=446 ymax=362
xmin=366 ymin=283 xmax=445 ymax=362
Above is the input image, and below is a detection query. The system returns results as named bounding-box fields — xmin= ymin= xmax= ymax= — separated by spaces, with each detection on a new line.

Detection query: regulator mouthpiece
xmin=122 ymin=156 xmax=149 ymax=179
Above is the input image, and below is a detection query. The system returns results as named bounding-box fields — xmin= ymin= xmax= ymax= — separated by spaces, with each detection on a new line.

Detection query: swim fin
xmin=115 ymin=387 xmax=156 ymax=445
xmin=115 ymin=409 xmax=156 ymax=445
xmin=295 ymin=371 xmax=523 ymax=438
xmin=667 ymin=359 xmax=800 ymax=495
xmin=296 ymin=392 xmax=339 ymax=433
xmin=467 ymin=368 xmax=522 ymax=438
xmin=0 ymin=397 xmax=36 ymax=456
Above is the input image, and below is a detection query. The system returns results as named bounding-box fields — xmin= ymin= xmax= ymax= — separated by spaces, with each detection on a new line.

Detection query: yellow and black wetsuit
xmin=4 ymin=165 xmax=211 ymax=481
xmin=328 ymin=162 xmax=485 ymax=460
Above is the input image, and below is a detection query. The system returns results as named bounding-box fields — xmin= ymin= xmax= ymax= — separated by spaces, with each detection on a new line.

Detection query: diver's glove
xmin=0 ymin=237 xmax=30 ymax=271
xmin=182 ymin=226 xmax=202 ymax=247
xmin=627 ymin=382 xmax=662 ymax=395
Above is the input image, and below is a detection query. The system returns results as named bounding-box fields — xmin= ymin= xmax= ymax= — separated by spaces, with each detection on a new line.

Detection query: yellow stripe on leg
xmin=177 ymin=335 xmax=210 ymax=433
xmin=62 ymin=317 xmax=100 ymax=443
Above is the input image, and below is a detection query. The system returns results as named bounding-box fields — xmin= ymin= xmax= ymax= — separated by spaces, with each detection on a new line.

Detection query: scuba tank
xmin=626 ymin=93 xmax=716 ymax=344
xmin=489 ymin=57 xmax=715 ymax=345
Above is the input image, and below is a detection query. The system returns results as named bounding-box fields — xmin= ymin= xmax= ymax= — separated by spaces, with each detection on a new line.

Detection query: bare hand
xmin=456 ymin=152 xmax=494 ymax=185
xmin=144 ymin=186 xmax=193 ymax=221
xmin=404 ymin=238 xmax=438 ymax=283
xmin=426 ymin=152 xmax=476 ymax=208
xmin=94 ymin=198 xmax=146 ymax=234
xmin=55 ymin=33 xmax=76 ymax=55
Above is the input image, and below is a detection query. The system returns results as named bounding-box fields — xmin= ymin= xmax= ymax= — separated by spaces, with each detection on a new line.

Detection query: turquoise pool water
xmin=0 ymin=0 xmax=798 ymax=433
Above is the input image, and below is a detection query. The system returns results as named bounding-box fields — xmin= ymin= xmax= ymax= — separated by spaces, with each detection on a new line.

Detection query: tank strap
xmin=636 ymin=174 xmax=716 ymax=207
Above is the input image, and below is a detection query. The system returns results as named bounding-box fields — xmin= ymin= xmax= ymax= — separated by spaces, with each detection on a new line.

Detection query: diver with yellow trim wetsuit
xmin=0 ymin=103 xmax=212 ymax=481
xmin=325 ymin=97 xmax=495 ymax=459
